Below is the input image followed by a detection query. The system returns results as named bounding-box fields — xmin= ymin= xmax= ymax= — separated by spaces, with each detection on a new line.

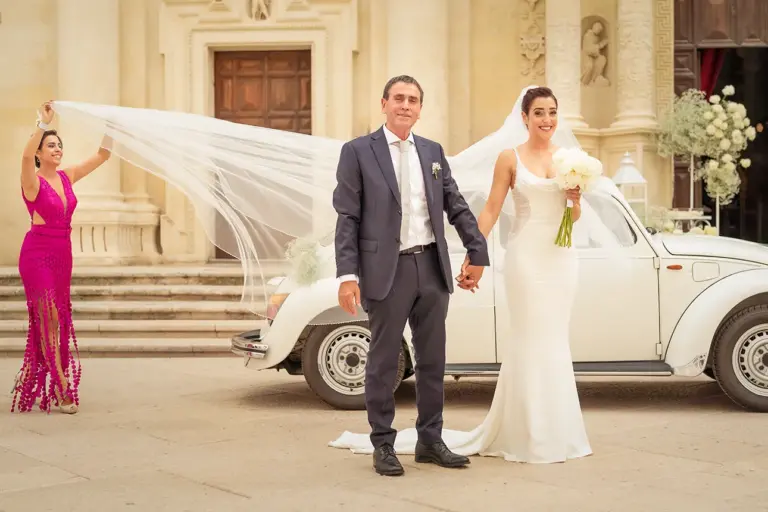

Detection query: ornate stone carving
xmin=520 ymin=0 xmax=545 ymax=79
xmin=580 ymin=17 xmax=609 ymax=86
xmin=611 ymin=0 xmax=656 ymax=128
xmin=654 ymin=0 xmax=674 ymax=121
xmin=248 ymin=0 xmax=270 ymax=20
xmin=545 ymin=0 xmax=587 ymax=127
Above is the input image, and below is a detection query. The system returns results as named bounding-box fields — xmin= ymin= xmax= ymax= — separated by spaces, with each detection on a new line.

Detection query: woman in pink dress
xmin=11 ymin=101 xmax=112 ymax=414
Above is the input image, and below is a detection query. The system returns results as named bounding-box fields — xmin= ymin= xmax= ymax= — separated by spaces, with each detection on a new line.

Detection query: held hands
xmin=338 ymin=281 xmax=361 ymax=316
xmin=456 ymin=255 xmax=484 ymax=293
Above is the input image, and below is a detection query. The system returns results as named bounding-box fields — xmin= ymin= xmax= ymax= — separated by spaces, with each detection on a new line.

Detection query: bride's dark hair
xmin=521 ymin=87 xmax=558 ymax=115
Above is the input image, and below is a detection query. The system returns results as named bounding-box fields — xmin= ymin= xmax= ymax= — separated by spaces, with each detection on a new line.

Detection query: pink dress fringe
xmin=12 ymin=170 xmax=81 ymax=413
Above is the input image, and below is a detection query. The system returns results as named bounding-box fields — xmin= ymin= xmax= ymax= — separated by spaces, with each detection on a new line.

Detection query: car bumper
xmin=230 ymin=329 xmax=268 ymax=360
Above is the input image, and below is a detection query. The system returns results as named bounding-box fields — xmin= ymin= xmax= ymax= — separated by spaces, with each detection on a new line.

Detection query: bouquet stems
xmin=555 ymin=199 xmax=574 ymax=247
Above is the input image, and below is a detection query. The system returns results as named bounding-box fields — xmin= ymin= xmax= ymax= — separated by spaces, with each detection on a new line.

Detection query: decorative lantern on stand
xmin=612 ymin=151 xmax=648 ymax=225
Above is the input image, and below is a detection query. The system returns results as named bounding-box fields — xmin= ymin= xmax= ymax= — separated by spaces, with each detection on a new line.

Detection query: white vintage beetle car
xmin=232 ymin=183 xmax=768 ymax=413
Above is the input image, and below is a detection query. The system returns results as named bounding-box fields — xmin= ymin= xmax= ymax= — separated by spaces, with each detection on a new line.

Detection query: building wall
xmin=0 ymin=0 xmax=674 ymax=266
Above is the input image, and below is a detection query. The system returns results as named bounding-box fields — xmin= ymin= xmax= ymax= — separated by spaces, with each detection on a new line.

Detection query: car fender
xmin=257 ymin=277 xmax=417 ymax=369
xmin=664 ymin=268 xmax=768 ymax=376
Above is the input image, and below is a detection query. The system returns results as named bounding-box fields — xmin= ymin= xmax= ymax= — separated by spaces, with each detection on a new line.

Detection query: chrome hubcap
xmin=317 ymin=326 xmax=370 ymax=396
xmin=732 ymin=325 xmax=768 ymax=397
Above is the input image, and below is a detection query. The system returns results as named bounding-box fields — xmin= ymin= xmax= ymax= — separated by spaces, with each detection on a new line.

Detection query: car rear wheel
xmin=712 ymin=305 xmax=768 ymax=412
xmin=302 ymin=322 xmax=406 ymax=410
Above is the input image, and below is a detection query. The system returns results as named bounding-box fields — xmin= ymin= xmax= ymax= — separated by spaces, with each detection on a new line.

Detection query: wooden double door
xmin=212 ymin=50 xmax=311 ymax=259
xmin=673 ymin=0 xmax=768 ymax=211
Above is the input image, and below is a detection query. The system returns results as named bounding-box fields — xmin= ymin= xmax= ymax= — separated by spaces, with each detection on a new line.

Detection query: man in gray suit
xmin=332 ymin=75 xmax=490 ymax=476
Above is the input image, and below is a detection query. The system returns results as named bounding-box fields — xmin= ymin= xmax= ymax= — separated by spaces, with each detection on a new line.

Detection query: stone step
xmin=0 ymin=337 xmax=236 ymax=356
xmin=0 ymin=301 xmax=266 ymax=321
xmin=0 ymin=319 xmax=262 ymax=339
xmin=0 ymin=284 xmax=273 ymax=302
xmin=0 ymin=262 xmax=289 ymax=287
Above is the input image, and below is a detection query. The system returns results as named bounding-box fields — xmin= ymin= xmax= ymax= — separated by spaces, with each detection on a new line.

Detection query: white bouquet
xmin=551 ymin=147 xmax=604 ymax=247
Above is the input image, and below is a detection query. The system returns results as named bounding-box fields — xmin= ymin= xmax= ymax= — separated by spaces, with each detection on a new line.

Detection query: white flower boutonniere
xmin=432 ymin=162 xmax=441 ymax=179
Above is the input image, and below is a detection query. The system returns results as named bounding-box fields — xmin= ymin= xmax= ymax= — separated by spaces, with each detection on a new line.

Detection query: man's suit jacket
xmin=332 ymin=126 xmax=490 ymax=302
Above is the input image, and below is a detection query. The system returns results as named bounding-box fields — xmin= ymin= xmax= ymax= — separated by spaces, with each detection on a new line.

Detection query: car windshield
xmin=575 ymin=192 xmax=638 ymax=248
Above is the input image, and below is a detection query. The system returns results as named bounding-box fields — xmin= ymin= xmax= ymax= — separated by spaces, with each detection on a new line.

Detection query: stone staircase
xmin=0 ymin=262 xmax=288 ymax=356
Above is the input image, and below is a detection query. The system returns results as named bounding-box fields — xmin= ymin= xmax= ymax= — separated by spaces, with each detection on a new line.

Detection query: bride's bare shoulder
xmin=497 ymin=148 xmax=517 ymax=168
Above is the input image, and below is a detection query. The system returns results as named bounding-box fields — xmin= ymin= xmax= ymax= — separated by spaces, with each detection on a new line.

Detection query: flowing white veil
xmin=52 ymin=85 xmax=632 ymax=319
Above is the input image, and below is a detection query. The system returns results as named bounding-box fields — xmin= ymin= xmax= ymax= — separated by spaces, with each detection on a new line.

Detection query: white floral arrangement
xmin=697 ymin=85 xmax=756 ymax=205
xmin=656 ymin=89 xmax=716 ymax=161
xmin=646 ymin=206 xmax=718 ymax=236
xmin=284 ymin=237 xmax=322 ymax=286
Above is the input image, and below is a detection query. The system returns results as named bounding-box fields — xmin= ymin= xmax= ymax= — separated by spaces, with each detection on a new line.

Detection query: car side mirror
xmin=646 ymin=227 xmax=658 ymax=235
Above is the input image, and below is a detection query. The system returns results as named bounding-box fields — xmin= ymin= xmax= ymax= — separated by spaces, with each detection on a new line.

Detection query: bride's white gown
xmin=329 ymin=149 xmax=592 ymax=463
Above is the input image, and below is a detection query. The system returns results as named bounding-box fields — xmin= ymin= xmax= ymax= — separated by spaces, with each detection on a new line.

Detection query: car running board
xmin=444 ymin=361 xmax=673 ymax=377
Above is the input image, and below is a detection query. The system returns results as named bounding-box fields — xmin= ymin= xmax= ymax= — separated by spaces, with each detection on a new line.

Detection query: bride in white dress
xmin=329 ymin=86 xmax=593 ymax=464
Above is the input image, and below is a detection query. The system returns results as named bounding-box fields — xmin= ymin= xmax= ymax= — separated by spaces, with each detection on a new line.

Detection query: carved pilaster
xmin=520 ymin=0 xmax=545 ymax=83
xmin=545 ymin=0 xmax=587 ymax=128
xmin=610 ymin=0 xmax=657 ymax=129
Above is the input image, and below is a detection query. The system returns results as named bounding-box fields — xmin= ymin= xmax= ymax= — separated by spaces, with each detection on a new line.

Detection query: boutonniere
xmin=432 ymin=162 xmax=441 ymax=179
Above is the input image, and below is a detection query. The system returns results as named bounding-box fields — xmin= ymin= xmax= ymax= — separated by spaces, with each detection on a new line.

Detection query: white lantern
xmin=612 ymin=152 xmax=648 ymax=224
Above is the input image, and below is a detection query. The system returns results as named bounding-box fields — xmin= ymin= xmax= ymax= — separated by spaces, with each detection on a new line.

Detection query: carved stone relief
xmin=520 ymin=0 xmax=546 ymax=78
xmin=249 ymin=0 xmax=270 ymax=20
xmin=580 ymin=16 xmax=610 ymax=87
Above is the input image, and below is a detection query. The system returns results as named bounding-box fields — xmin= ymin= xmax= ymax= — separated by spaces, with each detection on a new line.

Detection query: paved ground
xmin=0 ymin=357 xmax=766 ymax=512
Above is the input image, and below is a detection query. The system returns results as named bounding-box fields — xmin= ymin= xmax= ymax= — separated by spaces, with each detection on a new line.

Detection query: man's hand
xmin=338 ymin=281 xmax=361 ymax=316
xmin=455 ymin=255 xmax=484 ymax=293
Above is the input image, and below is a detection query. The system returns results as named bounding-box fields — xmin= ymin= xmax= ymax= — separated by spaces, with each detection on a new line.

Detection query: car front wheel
xmin=712 ymin=305 xmax=768 ymax=412
xmin=301 ymin=322 xmax=406 ymax=410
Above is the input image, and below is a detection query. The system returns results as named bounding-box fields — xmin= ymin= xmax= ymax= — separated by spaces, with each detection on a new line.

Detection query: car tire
xmin=302 ymin=322 xmax=406 ymax=410
xmin=712 ymin=304 xmax=768 ymax=412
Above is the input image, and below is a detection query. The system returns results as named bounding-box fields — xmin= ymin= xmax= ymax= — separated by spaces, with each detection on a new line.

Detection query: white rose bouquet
xmin=551 ymin=147 xmax=604 ymax=247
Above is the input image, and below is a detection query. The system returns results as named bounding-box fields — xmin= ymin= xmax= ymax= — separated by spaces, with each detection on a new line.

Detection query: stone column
xmin=545 ymin=0 xmax=588 ymax=129
xmin=386 ymin=0 xmax=449 ymax=143
xmin=119 ymin=0 xmax=162 ymax=262
xmin=610 ymin=0 xmax=657 ymax=129
xmin=57 ymin=0 xmax=158 ymax=264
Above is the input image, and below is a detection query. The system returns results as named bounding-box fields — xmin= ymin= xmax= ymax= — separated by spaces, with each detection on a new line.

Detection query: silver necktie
xmin=398 ymin=140 xmax=411 ymax=245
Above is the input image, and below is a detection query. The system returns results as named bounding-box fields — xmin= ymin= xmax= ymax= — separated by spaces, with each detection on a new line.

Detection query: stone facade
xmin=0 ymin=0 xmax=674 ymax=266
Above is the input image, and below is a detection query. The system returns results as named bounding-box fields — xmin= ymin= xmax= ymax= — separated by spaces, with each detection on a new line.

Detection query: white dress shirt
xmin=339 ymin=125 xmax=435 ymax=283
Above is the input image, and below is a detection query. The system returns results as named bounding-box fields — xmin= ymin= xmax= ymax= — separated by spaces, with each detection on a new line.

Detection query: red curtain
xmin=700 ymin=49 xmax=726 ymax=97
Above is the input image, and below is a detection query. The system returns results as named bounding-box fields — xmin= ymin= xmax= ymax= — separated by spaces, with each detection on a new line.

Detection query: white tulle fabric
xmin=51 ymin=86 xmax=630 ymax=322
xmin=328 ymin=149 xmax=592 ymax=463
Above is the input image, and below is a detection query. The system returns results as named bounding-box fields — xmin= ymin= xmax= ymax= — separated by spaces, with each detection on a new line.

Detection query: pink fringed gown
xmin=12 ymin=170 xmax=81 ymax=413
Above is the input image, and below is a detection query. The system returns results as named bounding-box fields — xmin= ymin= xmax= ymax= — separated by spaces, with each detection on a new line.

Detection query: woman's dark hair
xmin=35 ymin=130 xmax=62 ymax=168
xmin=521 ymin=87 xmax=558 ymax=115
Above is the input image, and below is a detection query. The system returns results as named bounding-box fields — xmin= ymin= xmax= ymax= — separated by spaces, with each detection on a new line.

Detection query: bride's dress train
xmin=329 ymin=150 xmax=592 ymax=463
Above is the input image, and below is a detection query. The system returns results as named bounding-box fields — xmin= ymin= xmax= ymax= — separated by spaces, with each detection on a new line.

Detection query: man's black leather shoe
xmin=414 ymin=440 xmax=470 ymax=468
xmin=373 ymin=444 xmax=404 ymax=476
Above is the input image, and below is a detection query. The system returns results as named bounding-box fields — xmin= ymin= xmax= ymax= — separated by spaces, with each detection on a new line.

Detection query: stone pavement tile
xmin=0 ymin=469 xmax=255 ymax=512
xmin=0 ymin=427 xmax=177 ymax=480
xmin=0 ymin=447 xmax=84 ymax=495
xmin=639 ymin=466 xmax=764 ymax=502
xmin=596 ymin=423 xmax=766 ymax=464
xmin=503 ymin=445 xmax=719 ymax=491
xmin=643 ymin=410 xmax=768 ymax=446
xmin=557 ymin=482 xmax=734 ymax=512
xmin=340 ymin=466 xmax=614 ymax=512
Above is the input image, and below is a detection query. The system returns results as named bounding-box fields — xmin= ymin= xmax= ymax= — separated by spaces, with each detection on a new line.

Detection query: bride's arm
xmin=476 ymin=150 xmax=515 ymax=239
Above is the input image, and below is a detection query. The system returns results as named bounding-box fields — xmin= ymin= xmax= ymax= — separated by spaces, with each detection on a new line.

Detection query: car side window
xmin=574 ymin=193 xmax=638 ymax=249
